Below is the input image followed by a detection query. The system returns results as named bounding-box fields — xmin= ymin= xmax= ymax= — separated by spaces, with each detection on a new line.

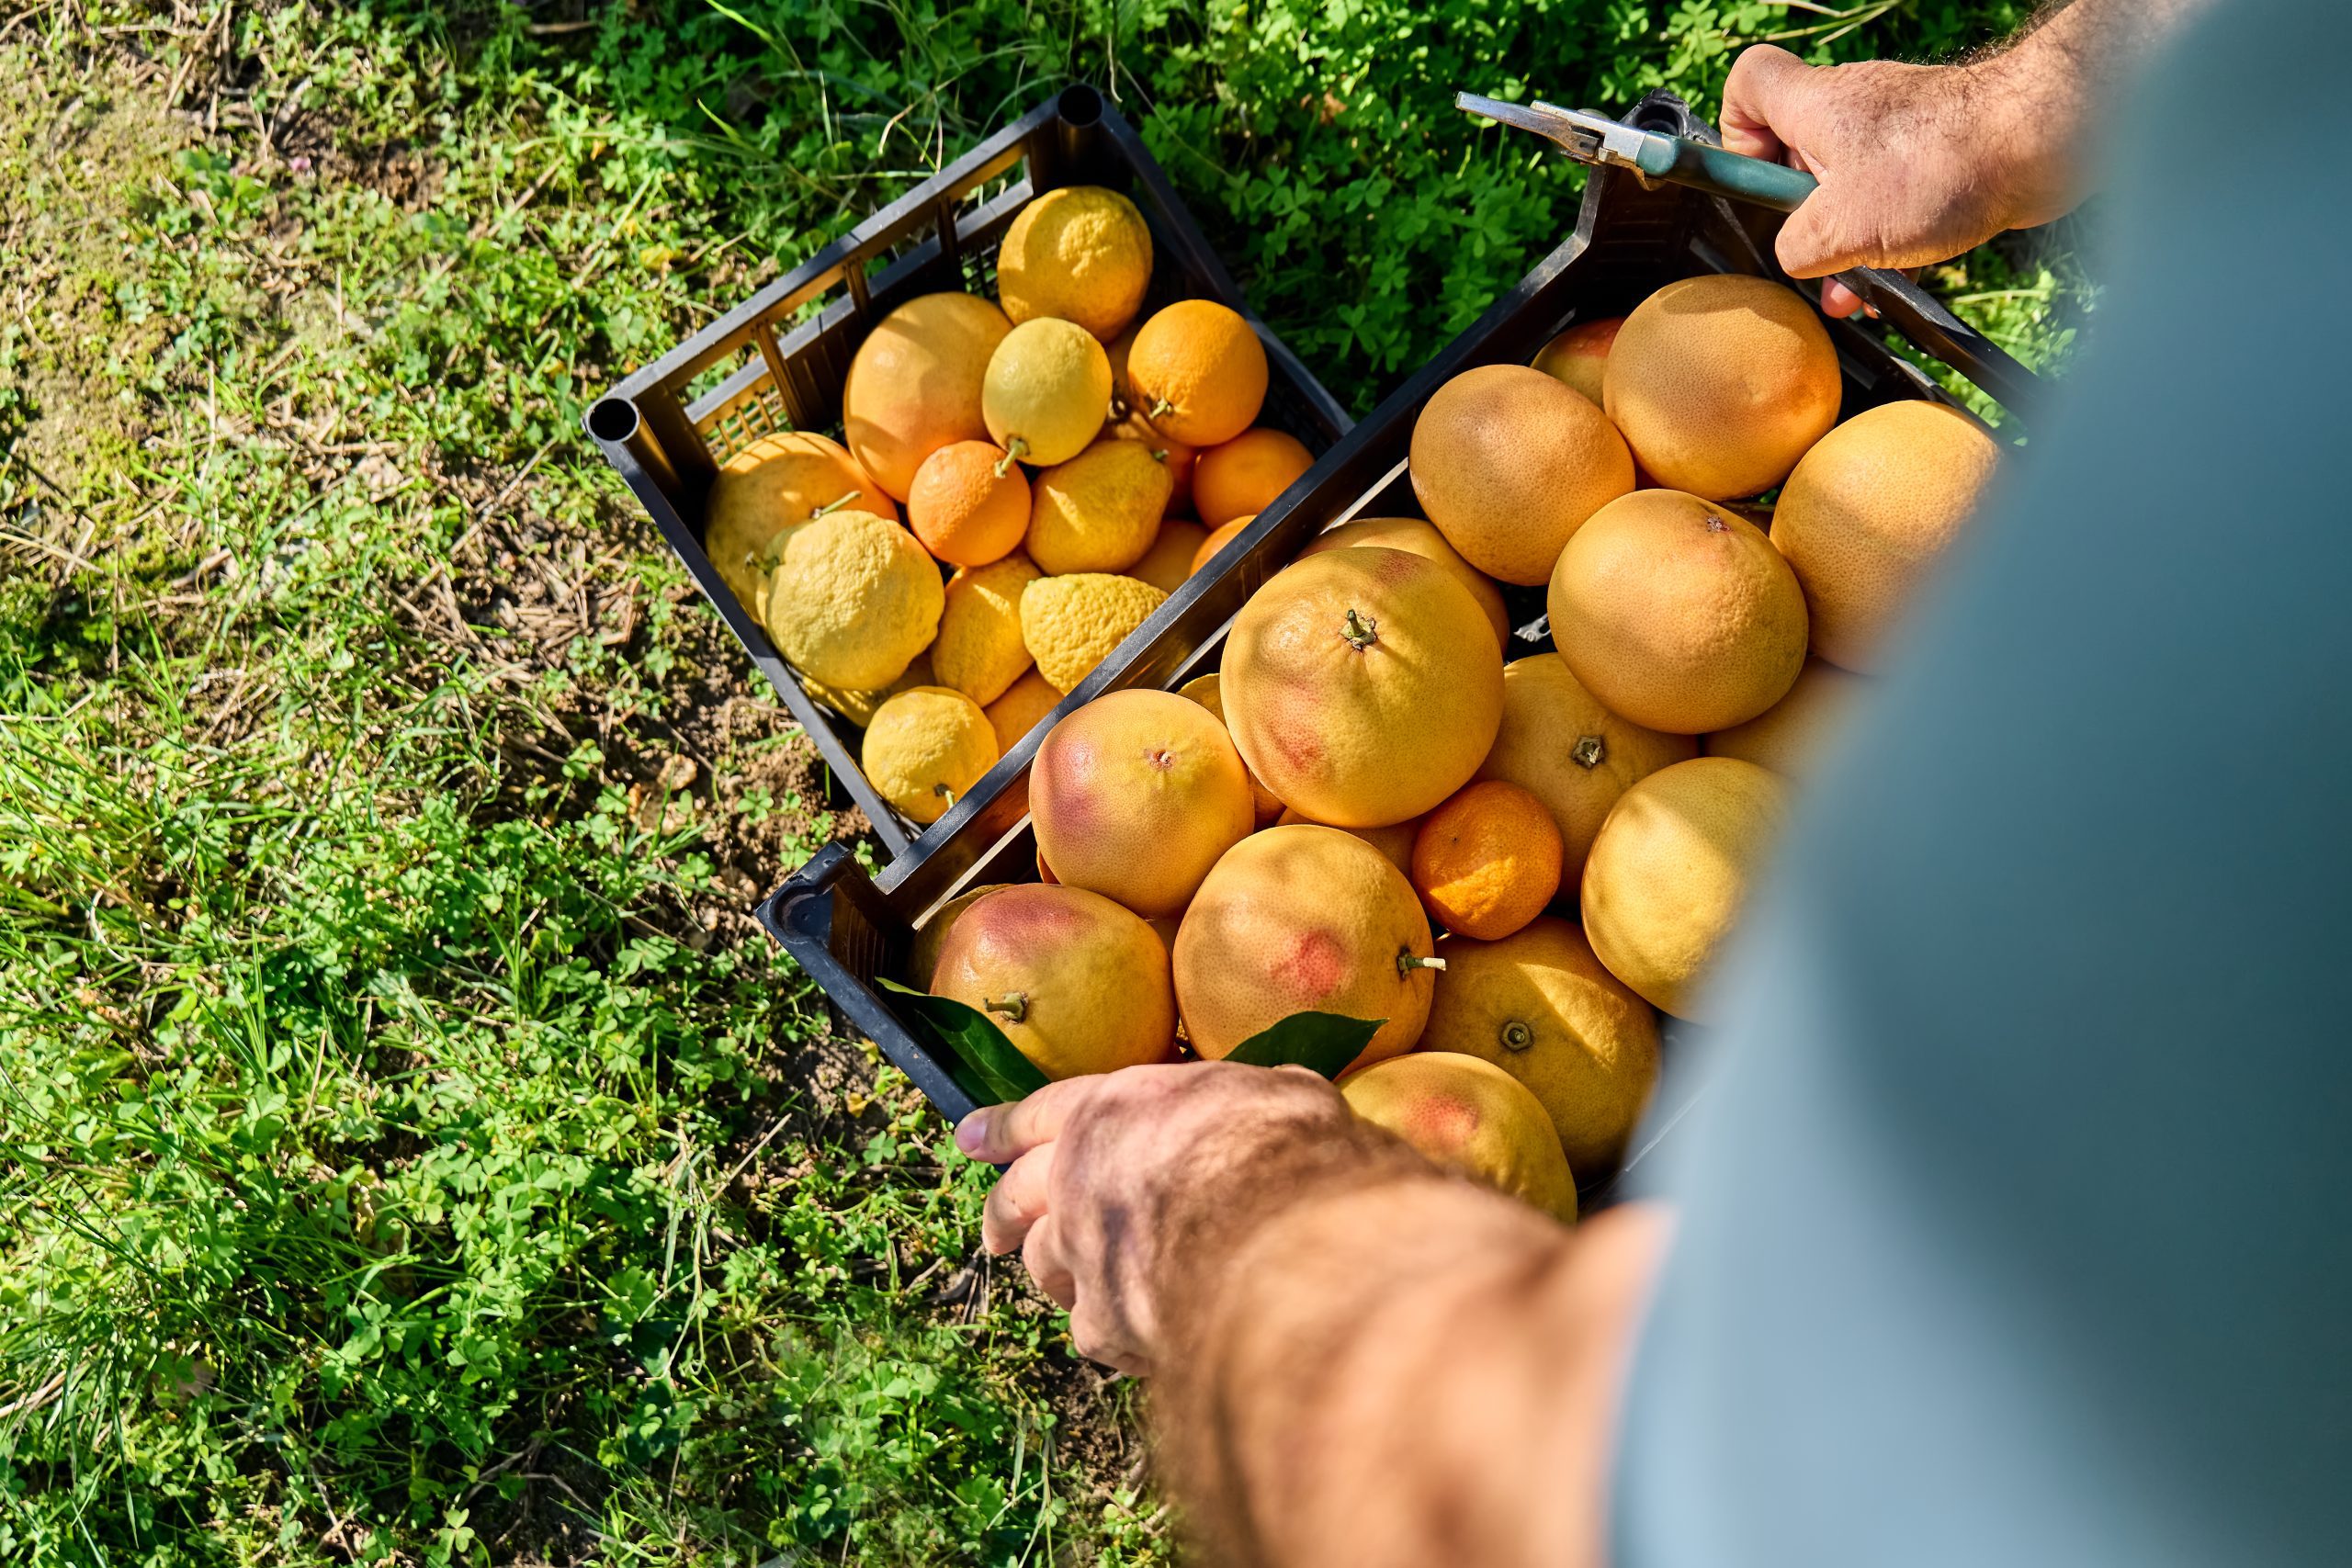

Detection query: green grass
xmin=1 ymin=2 xmax=2073 ymax=1562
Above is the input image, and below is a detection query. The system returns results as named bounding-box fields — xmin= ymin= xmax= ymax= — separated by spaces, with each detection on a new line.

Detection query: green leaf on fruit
xmin=878 ymin=978 xmax=1050 ymax=1105
xmin=1223 ymin=1012 xmax=1384 ymax=1079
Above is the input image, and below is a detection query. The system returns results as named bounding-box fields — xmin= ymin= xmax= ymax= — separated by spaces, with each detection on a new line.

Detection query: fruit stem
xmin=1571 ymin=735 xmax=1606 ymax=770
xmin=933 ymin=783 xmax=956 ymax=805
xmin=1150 ymin=447 xmax=1169 ymax=463
xmin=993 ymin=437 xmax=1028 ymax=477
xmin=809 ymin=489 xmax=863 ymax=520
xmin=985 ymin=991 xmax=1029 ymax=1022
xmin=1397 ymin=952 xmax=1447 ymax=976
xmin=1500 ymin=1020 xmax=1535 ymax=1053
xmin=1148 ymin=397 xmax=1173 ymax=419
xmin=1340 ymin=607 xmax=1380 ymax=651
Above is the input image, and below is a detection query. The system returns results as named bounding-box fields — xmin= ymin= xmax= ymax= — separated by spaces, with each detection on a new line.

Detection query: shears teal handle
xmin=1638 ymin=136 xmax=1819 ymax=213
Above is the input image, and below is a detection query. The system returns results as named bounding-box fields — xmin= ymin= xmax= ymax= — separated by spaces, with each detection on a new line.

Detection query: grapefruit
xmin=1770 ymin=399 xmax=2001 ymax=671
xmin=1030 ymin=689 xmax=1257 ymax=919
xmin=1173 ymin=824 xmax=1440 ymax=1070
xmin=1297 ymin=516 xmax=1511 ymax=651
xmin=1530 ymin=317 xmax=1623 ymax=407
xmin=906 ymin=883 xmax=1011 ymax=988
xmin=1422 ymin=918 xmax=1659 ymax=1183
xmin=1221 ymin=547 xmax=1503 ymax=828
xmin=1705 ymin=656 xmax=1865 ymax=780
xmin=1581 ymin=757 xmax=1787 ymax=1021
xmin=930 ymin=885 xmax=1177 ymax=1078
xmin=1273 ymin=806 xmax=1419 ymax=877
xmin=1548 ymin=490 xmax=1807 ymax=734
xmin=1408 ymin=363 xmax=1634 ymax=585
xmin=1181 ymin=672 xmax=1285 ymax=822
xmin=1474 ymin=653 xmax=1696 ymax=883
xmin=1602 ymin=273 xmax=1839 ymax=500
xmin=1339 ymin=1053 xmax=1576 ymax=1221
xmin=842 ymin=292 xmax=1012 ymax=500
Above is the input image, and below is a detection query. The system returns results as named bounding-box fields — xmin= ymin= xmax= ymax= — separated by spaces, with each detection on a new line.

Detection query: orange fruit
xmin=1297 ymin=515 xmax=1510 ymax=651
xmin=1409 ymin=780 xmax=1564 ymax=941
xmin=1182 ymin=672 xmax=1285 ymax=822
xmin=1221 ymin=547 xmax=1503 ymax=828
xmin=1273 ymin=805 xmax=1420 ymax=876
xmin=843 ymin=292 xmax=1012 ymax=500
xmin=1548 ymin=490 xmax=1807 ymax=734
xmin=1174 ymin=823 xmax=1439 ymax=1071
xmin=907 ymin=440 xmax=1029 ymax=567
xmin=1409 ymin=363 xmax=1634 ymax=586
xmin=1581 ymin=757 xmax=1787 ymax=1021
xmin=1770 ymin=400 xmax=2001 ymax=671
xmin=993 ymin=186 xmax=1153 ymax=342
xmin=982 ymin=668 xmax=1063 ymax=755
xmin=704 ymin=432 xmax=897 ymax=617
xmin=1129 ymin=518 xmax=1209 ymax=593
xmin=1530 ymin=316 xmax=1623 ymax=407
xmin=1475 ymin=653 xmax=1696 ymax=883
xmin=1603 ymin=274 xmax=1840 ymax=501
xmin=1190 ymin=514 xmax=1251 ymax=574
xmin=1423 ymin=918 xmax=1658 ymax=1183
xmin=1193 ymin=427 xmax=1314 ymax=527
xmin=1705 ymin=656 xmax=1865 ymax=780
xmin=1339 ymin=1053 xmax=1576 ymax=1221
xmin=930 ymin=884 xmax=1177 ymax=1078
xmin=1127 ymin=299 xmax=1268 ymax=447
xmin=1031 ymin=690 xmax=1257 ymax=919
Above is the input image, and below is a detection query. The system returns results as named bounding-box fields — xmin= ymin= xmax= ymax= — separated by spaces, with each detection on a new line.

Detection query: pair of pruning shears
xmin=1455 ymin=94 xmax=1819 ymax=212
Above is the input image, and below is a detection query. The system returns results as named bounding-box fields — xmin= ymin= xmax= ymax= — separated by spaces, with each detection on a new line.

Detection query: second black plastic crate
xmin=586 ymin=85 xmax=1353 ymax=858
xmin=766 ymin=92 xmax=2037 ymax=1151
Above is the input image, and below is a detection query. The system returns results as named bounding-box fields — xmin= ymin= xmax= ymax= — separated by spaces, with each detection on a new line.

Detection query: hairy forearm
xmin=1981 ymin=0 xmax=2221 ymax=218
xmin=1154 ymin=1177 xmax=1664 ymax=1568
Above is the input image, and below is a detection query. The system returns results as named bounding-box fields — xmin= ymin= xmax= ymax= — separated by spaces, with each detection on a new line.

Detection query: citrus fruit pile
xmin=912 ymin=268 xmax=2001 ymax=1217
xmin=697 ymin=185 xmax=1316 ymax=828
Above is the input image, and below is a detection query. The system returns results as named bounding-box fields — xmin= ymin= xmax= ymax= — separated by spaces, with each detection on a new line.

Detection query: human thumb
xmin=1721 ymin=44 xmax=1815 ymax=163
xmin=1773 ymin=181 xmax=1880 ymax=280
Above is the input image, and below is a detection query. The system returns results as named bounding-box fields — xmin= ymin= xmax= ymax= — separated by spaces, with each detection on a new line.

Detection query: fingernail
xmin=954 ymin=1108 xmax=991 ymax=1156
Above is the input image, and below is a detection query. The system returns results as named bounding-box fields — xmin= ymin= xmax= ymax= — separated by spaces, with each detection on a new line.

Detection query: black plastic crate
xmin=586 ymin=85 xmax=1354 ymax=857
xmin=763 ymin=91 xmax=2038 ymax=1140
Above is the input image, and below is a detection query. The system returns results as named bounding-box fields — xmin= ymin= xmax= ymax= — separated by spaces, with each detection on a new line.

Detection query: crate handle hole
xmin=588 ymin=397 xmax=641 ymax=443
xmin=1057 ymin=85 xmax=1102 ymax=130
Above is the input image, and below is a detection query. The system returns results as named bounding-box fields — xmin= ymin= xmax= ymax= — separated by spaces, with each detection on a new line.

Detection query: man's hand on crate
xmin=958 ymin=1063 xmax=1668 ymax=1566
xmin=1724 ymin=0 xmax=2214 ymax=318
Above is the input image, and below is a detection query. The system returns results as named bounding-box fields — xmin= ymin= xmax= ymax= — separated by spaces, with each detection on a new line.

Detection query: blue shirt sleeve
xmin=1612 ymin=5 xmax=2352 ymax=1563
